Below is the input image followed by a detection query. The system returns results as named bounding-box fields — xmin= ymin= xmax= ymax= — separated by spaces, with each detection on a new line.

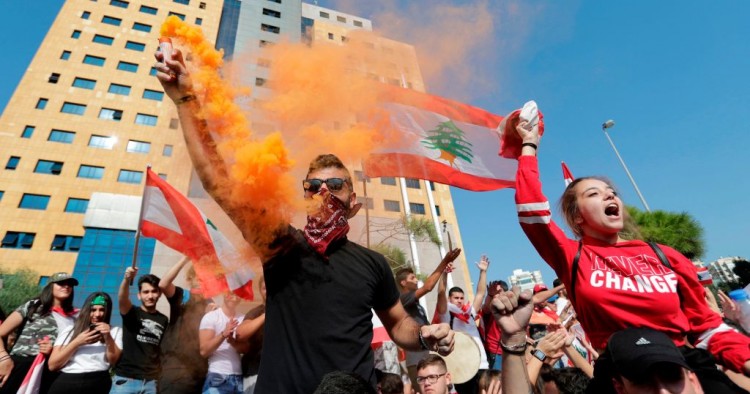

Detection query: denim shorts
xmin=202 ymin=372 xmax=243 ymax=394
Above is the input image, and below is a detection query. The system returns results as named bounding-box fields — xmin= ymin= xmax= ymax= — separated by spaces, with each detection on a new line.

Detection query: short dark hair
xmin=553 ymin=278 xmax=563 ymax=287
xmin=497 ymin=280 xmax=509 ymax=291
xmin=416 ymin=354 xmax=447 ymax=373
xmin=138 ymin=274 xmax=161 ymax=291
xmin=448 ymin=287 xmax=464 ymax=297
xmin=543 ymin=367 xmax=590 ymax=394
xmin=377 ymin=372 xmax=403 ymax=394
xmin=395 ymin=268 xmax=414 ymax=288
xmin=312 ymin=371 xmax=374 ymax=394
xmin=306 ymin=154 xmax=352 ymax=181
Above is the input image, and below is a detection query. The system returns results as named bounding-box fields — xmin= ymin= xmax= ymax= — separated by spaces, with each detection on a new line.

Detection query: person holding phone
xmin=48 ymin=292 xmax=122 ymax=394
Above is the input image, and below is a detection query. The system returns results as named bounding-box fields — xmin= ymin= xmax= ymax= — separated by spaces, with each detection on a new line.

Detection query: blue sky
xmin=1 ymin=1 xmax=748 ymax=288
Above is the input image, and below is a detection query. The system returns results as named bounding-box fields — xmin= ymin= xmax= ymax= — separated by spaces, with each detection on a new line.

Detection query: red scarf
xmin=449 ymin=302 xmax=473 ymax=324
xmin=303 ymin=192 xmax=350 ymax=257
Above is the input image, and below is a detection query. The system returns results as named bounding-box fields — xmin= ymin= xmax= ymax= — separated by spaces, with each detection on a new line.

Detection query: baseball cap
xmin=533 ymin=284 xmax=548 ymax=294
xmin=606 ymin=327 xmax=690 ymax=382
xmin=49 ymin=272 xmax=79 ymax=286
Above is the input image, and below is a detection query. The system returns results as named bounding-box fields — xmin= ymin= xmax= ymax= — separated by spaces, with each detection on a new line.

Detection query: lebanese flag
xmin=17 ymin=353 xmax=45 ymax=394
xmin=140 ymin=169 xmax=254 ymax=300
xmin=364 ymin=87 xmax=522 ymax=191
xmin=371 ymin=310 xmax=392 ymax=347
xmin=561 ymin=161 xmax=575 ymax=186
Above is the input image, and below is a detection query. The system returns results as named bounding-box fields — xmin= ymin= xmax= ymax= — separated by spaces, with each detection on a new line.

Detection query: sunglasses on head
xmin=302 ymin=178 xmax=349 ymax=193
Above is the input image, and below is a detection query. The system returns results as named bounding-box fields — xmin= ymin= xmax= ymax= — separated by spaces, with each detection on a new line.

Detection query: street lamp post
xmin=602 ymin=120 xmax=651 ymax=212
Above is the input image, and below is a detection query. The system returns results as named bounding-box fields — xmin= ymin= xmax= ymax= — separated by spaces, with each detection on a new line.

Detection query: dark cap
xmin=49 ymin=272 xmax=79 ymax=286
xmin=607 ymin=327 xmax=690 ymax=381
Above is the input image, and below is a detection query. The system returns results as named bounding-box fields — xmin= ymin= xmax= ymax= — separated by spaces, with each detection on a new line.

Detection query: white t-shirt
xmin=54 ymin=326 xmax=123 ymax=373
xmin=441 ymin=303 xmax=489 ymax=369
xmin=199 ymin=308 xmax=245 ymax=375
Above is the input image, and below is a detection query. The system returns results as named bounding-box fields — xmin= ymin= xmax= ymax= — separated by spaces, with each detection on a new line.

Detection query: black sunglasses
xmin=302 ymin=178 xmax=350 ymax=193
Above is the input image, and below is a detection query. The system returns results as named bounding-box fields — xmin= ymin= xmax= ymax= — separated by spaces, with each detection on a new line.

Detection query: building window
xmin=255 ymin=77 xmax=267 ymax=87
xmin=83 ymin=55 xmax=105 ymax=66
xmin=5 ymin=156 xmax=20 ymax=170
xmin=132 ymin=22 xmax=152 ymax=32
xmin=108 ymin=83 xmax=131 ymax=95
xmin=199 ymin=2 xmax=206 ymax=9
xmin=341 ymin=36 xmax=348 ymax=43
xmin=34 ymin=160 xmax=64 ymax=175
xmin=337 ymin=16 xmax=346 ymax=23
xmin=380 ymin=177 xmax=397 ymax=186
xmin=158 ymin=173 xmax=168 ymax=180
xmin=267 ymin=0 xmax=281 ymax=3
xmin=65 ymin=198 xmax=90 ymax=213
xmin=72 ymin=77 xmax=96 ymax=89
xmin=0 ymin=191 xmax=3 ymax=201
xmin=257 ymin=58 xmax=271 ymax=68
xmin=117 ymin=61 xmax=138 ymax=73
xmin=81 ymin=11 xmax=91 ymax=19
xmin=48 ymin=73 xmax=60 ymax=84
xmin=163 ymin=145 xmax=173 ymax=157
xmin=93 ymin=34 xmax=114 ymax=45
xmin=72 ymin=30 xmax=81 ymax=39
xmin=409 ymin=203 xmax=426 ymax=215
xmin=48 ymin=129 xmax=76 ymax=143
xmin=384 ymin=200 xmax=400 ymax=212
xmin=126 ymin=140 xmax=151 ymax=154
xmin=19 ymin=194 xmax=51 ymax=210
xmin=354 ymin=20 xmax=363 ymax=27
xmin=168 ymin=12 xmax=186 ymax=20
xmin=320 ymin=11 xmax=329 ymax=18
xmin=354 ymin=170 xmax=370 ymax=183
xmin=142 ymin=89 xmax=164 ymax=101
xmin=60 ymin=50 xmax=71 ymax=60
xmin=102 ymin=15 xmax=122 ymax=26
xmin=360 ymin=197 xmax=374 ymax=210
xmin=89 ymin=135 xmax=116 ymax=149
xmin=36 ymin=98 xmax=48 ymax=109
xmin=78 ymin=165 xmax=104 ymax=179
xmin=135 ymin=113 xmax=158 ymax=126
xmin=125 ymin=41 xmax=146 ymax=51
xmin=118 ymin=169 xmax=143 ymax=184
xmin=21 ymin=126 xmax=35 ymax=138
xmin=434 ymin=205 xmax=441 ymax=216
xmin=169 ymin=118 xmax=179 ymax=129
xmin=51 ymin=235 xmax=83 ymax=252
xmin=173 ymin=0 xmax=189 ymax=4
xmin=110 ymin=0 xmax=129 ymax=8
xmin=149 ymin=67 xmax=158 ymax=76
xmin=61 ymin=102 xmax=86 ymax=115
xmin=259 ymin=40 xmax=272 ymax=47
xmin=195 ymin=17 xmax=202 ymax=25
xmin=430 ymin=182 xmax=436 ymax=191
xmin=99 ymin=108 xmax=123 ymax=121
xmin=263 ymin=8 xmax=280 ymax=18
xmin=139 ymin=5 xmax=158 ymax=14
xmin=1 ymin=232 xmax=36 ymax=249
xmin=261 ymin=23 xmax=280 ymax=34
xmin=405 ymin=178 xmax=421 ymax=189
xmin=328 ymin=32 xmax=334 ymax=40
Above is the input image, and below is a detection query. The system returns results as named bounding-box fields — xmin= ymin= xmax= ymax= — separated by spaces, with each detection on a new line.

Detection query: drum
xmin=431 ymin=331 xmax=481 ymax=384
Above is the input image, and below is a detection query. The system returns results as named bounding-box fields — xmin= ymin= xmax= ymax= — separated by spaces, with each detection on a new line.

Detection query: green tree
xmin=0 ymin=268 xmax=41 ymax=315
xmin=626 ymin=206 xmax=705 ymax=260
xmin=421 ymin=120 xmax=473 ymax=167
xmin=372 ymin=243 xmax=408 ymax=273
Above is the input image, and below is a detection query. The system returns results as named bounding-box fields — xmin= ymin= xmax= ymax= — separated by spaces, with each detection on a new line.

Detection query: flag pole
xmin=130 ymin=164 xmax=151 ymax=284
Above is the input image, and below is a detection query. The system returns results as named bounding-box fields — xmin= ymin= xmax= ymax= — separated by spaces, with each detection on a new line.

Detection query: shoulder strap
xmin=646 ymin=241 xmax=672 ymax=269
xmin=569 ymin=242 xmax=583 ymax=304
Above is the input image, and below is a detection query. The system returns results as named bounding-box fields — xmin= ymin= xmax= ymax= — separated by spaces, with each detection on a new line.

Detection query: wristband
xmin=500 ymin=340 xmax=528 ymax=355
xmin=418 ymin=327 xmax=430 ymax=351
xmin=521 ymin=142 xmax=538 ymax=150
xmin=176 ymin=94 xmax=197 ymax=105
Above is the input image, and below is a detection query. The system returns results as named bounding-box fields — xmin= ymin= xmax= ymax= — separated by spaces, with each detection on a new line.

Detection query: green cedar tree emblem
xmin=421 ymin=120 xmax=473 ymax=167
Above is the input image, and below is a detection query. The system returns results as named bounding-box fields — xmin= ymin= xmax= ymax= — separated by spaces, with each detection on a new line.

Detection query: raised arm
xmin=159 ymin=256 xmax=190 ymax=299
xmin=119 ymin=267 xmax=136 ymax=315
xmin=375 ymin=300 xmax=454 ymax=356
xmin=435 ymin=267 xmax=450 ymax=316
xmin=472 ymin=255 xmax=489 ymax=313
xmin=491 ymin=286 xmax=534 ymax=394
xmin=415 ymin=248 xmax=461 ymax=299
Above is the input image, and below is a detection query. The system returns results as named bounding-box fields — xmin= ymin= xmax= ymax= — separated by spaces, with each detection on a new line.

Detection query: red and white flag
xmin=561 ymin=161 xmax=575 ymax=186
xmin=17 ymin=354 xmax=45 ymax=394
xmin=140 ymin=169 xmax=254 ymax=299
xmin=364 ymin=87 xmax=526 ymax=191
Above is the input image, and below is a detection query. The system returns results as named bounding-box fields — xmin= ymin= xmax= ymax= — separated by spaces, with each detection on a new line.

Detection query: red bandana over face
xmin=303 ymin=191 xmax=350 ymax=257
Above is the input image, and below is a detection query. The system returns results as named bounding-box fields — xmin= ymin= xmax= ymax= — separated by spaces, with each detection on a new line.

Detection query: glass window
xmin=199 ymin=2 xmax=206 ymax=9
xmin=149 ymin=67 xmax=158 ymax=76
xmin=261 ymin=23 xmax=280 ymax=34
xmin=434 ymin=205 xmax=441 ymax=216
xmin=142 ymin=89 xmax=164 ymax=101
xmin=132 ymin=22 xmax=152 ymax=32
xmin=354 ymin=20 xmax=363 ymax=27
xmin=36 ymin=98 xmax=48 ymax=109
xmin=34 ymin=160 xmax=64 ymax=175
xmin=83 ymin=55 xmax=105 ymax=66
xmin=430 ymin=181 xmax=436 ymax=191
xmin=99 ymin=108 xmax=123 ymax=121
xmin=405 ymin=178 xmax=421 ymax=189
xmin=0 ymin=191 xmax=3 ymax=201
xmin=51 ymin=235 xmax=83 ymax=252
xmin=135 ymin=113 xmax=158 ymax=126
xmin=267 ymin=0 xmax=281 ymax=3
xmin=89 ymin=135 xmax=116 ymax=149
xmin=60 ymin=50 xmax=71 ymax=60
xmin=409 ymin=203 xmax=426 ymax=215
xmin=5 ymin=156 xmax=20 ymax=170
xmin=337 ymin=16 xmax=346 ymax=23
xmin=195 ymin=17 xmax=202 ymax=25
xmin=21 ymin=126 xmax=35 ymax=138
xmin=78 ymin=165 xmax=104 ymax=179
xmin=108 ymin=83 xmax=131 ymax=95
xmin=354 ymin=170 xmax=370 ymax=183
xmin=1 ymin=232 xmax=36 ymax=249
xmin=263 ymin=8 xmax=280 ymax=18
xmin=93 ymin=34 xmax=114 ymax=45
xmin=384 ymin=200 xmax=400 ymax=212
xmin=173 ymin=0 xmax=189 ymax=4
xmin=126 ymin=140 xmax=151 ymax=154
xmin=19 ymin=194 xmax=51 ymax=210
xmin=118 ymin=169 xmax=143 ymax=184
xmin=72 ymin=30 xmax=81 ymax=39
xmin=110 ymin=0 xmax=129 ymax=8
xmin=255 ymin=77 xmax=267 ymax=87
xmin=82 ymin=11 xmax=91 ymax=19
xmin=328 ymin=32 xmax=334 ymax=40
xmin=140 ymin=5 xmax=158 ymax=14
xmin=320 ymin=11 xmax=329 ymax=18
xmin=65 ymin=198 xmax=90 ymax=213
xmin=61 ymin=102 xmax=86 ymax=115
xmin=48 ymin=73 xmax=60 ymax=83
xmin=168 ymin=12 xmax=186 ymax=20
xmin=117 ymin=61 xmax=138 ymax=73
xmin=158 ymin=173 xmax=168 ymax=180
xmin=163 ymin=145 xmax=173 ymax=157
xmin=48 ymin=130 xmax=76 ymax=143
xmin=72 ymin=77 xmax=96 ymax=89
xmin=125 ymin=41 xmax=146 ymax=51
xmin=102 ymin=15 xmax=122 ymax=26
xmin=380 ymin=177 xmax=396 ymax=186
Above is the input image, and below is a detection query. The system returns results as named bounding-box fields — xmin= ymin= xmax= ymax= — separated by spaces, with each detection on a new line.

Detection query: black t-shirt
xmin=114 ymin=302 xmax=171 ymax=380
xmin=255 ymin=228 xmax=400 ymax=393
xmin=400 ymin=290 xmax=428 ymax=325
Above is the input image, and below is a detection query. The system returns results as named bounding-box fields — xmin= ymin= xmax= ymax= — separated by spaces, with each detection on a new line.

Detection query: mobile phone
xmin=89 ymin=323 xmax=97 ymax=331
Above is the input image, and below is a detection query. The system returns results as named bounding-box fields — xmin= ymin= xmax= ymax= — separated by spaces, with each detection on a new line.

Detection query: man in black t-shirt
xmin=110 ymin=267 xmax=175 ymax=394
